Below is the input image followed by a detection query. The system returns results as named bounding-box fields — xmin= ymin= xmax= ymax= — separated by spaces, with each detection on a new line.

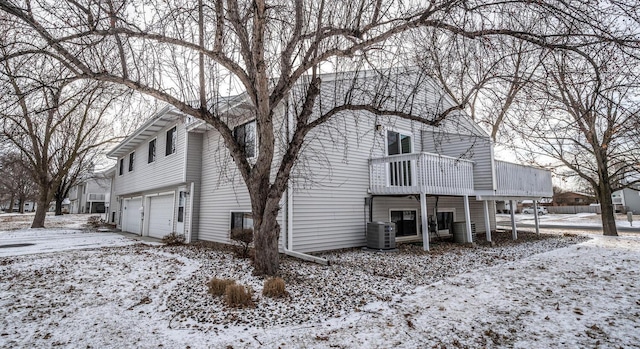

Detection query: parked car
xmin=522 ymin=207 xmax=548 ymax=215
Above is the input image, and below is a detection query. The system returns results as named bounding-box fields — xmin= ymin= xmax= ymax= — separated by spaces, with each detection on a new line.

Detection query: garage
xmin=122 ymin=197 xmax=142 ymax=234
xmin=147 ymin=194 xmax=174 ymax=239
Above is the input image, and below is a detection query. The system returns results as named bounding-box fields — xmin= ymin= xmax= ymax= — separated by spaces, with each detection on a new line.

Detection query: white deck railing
xmin=87 ymin=193 xmax=107 ymax=201
xmin=369 ymin=153 xmax=475 ymax=196
xmin=494 ymin=160 xmax=553 ymax=197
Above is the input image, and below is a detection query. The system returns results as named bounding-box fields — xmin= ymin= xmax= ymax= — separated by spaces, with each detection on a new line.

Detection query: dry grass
xmin=162 ymin=232 xmax=186 ymax=245
xmin=262 ymin=277 xmax=287 ymax=298
xmin=207 ymin=278 xmax=236 ymax=296
xmin=225 ymin=284 xmax=254 ymax=308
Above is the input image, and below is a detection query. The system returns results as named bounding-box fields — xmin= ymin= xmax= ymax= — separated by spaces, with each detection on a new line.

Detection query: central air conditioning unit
xmin=453 ymin=221 xmax=476 ymax=243
xmin=366 ymin=222 xmax=396 ymax=250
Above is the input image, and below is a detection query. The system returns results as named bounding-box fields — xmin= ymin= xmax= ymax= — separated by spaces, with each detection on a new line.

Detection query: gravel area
xmin=163 ymin=230 xmax=589 ymax=331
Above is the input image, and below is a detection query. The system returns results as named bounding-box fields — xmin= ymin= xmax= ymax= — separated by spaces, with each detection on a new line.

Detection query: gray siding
xmin=185 ymin=133 xmax=203 ymax=239
xmin=197 ymin=123 xmax=285 ymax=244
xmin=623 ymin=188 xmax=640 ymax=212
xmin=289 ymin=112 xmax=435 ymax=253
xmin=112 ymin=121 xmax=186 ymax=195
xmin=422 ymin=130 xmax=495 ymax=191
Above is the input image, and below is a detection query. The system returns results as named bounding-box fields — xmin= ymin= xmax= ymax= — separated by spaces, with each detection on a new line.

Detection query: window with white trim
xmin=148 ymin=139 xmax=156 ymax=163
xmin=230 ymin=212 xmax=253 ymax=230
xmin=166 ymin=126 xmax=177 ymax=156
xmin=128 ymin=152 xmax=135 ymax=172
xmin=119 ymin=158 xmax=124 ymax=176
xmin=233 ymin=120 xmax=256 ymax=158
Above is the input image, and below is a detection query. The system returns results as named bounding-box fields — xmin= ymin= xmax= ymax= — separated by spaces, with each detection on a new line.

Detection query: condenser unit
xmin=366 ymin=222 xmax=396 ymax=250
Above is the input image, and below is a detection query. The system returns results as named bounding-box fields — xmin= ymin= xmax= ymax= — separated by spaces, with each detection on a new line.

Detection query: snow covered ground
xmin=1 ymin=214 xmax=639 ymax=348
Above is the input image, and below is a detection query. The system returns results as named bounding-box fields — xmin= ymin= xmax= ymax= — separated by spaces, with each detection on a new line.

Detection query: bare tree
xmin=0 ymin=48 xmax=125 ymax=227
xmin=1 ymin=0 xmax=638 ymax=274
xmin=509 ymin=47 xmax=640 ymax=236
xmin=0 ymin=151 xmax=37 ymax=213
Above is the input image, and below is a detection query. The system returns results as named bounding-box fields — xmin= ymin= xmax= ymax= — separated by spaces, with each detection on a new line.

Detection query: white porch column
xmin=420 ymin=192 xmax=429 ymax=251
xmin=483 ymin=200 xmax=492 ymax=242
xmin=464 ymin=195 xmax=472 ymax=243
xmin=510 ymin=199 xmax=517 ymax=240
xmin=533 ymin=200 xmax=540 ymax=235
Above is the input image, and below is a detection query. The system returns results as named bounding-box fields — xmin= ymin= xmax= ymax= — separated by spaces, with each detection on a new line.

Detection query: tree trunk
xmin=598 ymin=184 xmax=618 ymax=236
xmin=18 ymin=197 xmax=25 ymax=214
xmin=9 ymin=193 xmax=15 ymax=213
xmin=55 ymin=197 xmax=63 ymax=216
xmin=31 ymin=189 xmax=49 ymax=228
xmin=251 ymin=193 xmax=282 ymax=275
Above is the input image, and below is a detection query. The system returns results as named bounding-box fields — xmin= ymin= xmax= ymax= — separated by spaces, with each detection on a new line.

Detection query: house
xmin=68 ymin=170 xmax=112 ymax=214
xmin=612 ymin=185 xmax=640 ymax=214
xmin=106 ymin=72 xmax=553 ymax=251
xmin=553 ymin=191 xmax=597 ymax=206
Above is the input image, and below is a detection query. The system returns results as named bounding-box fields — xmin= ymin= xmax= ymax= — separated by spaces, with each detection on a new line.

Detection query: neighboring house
xmin=612 ymin=185 xmax=640 ymax=213
xmin=1 ymin=201 xmax=36 ymax=212
xmin=107 ymin=72 xmax=553 ymax=251
xmin=553 ymin=191 xmax=597 ymax=206
xmin=68 ymin=170 xmax=113 ymax=214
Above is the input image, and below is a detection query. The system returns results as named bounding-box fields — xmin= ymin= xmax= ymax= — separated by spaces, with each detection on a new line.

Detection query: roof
xmin=106 ymin=106 xmax=182 ymax=159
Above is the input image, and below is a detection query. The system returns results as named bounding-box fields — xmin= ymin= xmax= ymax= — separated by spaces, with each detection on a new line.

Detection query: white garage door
xmin=147 ymin=194 xmax=174 ymax=239
xmin=122 ymin=198 xmax=142 ymax=235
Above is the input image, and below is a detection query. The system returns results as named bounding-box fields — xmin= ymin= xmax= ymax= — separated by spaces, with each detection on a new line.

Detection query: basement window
xmin=230 ymin=212 xmax=253 ymax=230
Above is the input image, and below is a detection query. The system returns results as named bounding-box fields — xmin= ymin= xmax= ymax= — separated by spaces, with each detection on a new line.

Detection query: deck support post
xmin=510 ymin=199 xmax=517 ymax=240
xmin=463 ymin=195 xmax=472 ymax=243
xmin=533 ymin=200 xmax=540 ymax=235
xmin=483 ymin=200 xmax=492 ymax=242
xmin=420 ymin=191 xmax=429 ymax=251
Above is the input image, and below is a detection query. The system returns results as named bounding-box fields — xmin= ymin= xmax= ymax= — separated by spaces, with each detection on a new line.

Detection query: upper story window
xmin=387 ymin=130 xmax=412 ymax=155
xmin=233 ymin=120 xmax=256 ymax=158
xmin=128 ymin=152 xmax=135 ymax=172
xmin=166 ymin=126 xmax=177 ymax=156
xmin=148 ymin=139 xmax=156 ymax=163
xmin=119 ymin=158 xmax=124 ymax=176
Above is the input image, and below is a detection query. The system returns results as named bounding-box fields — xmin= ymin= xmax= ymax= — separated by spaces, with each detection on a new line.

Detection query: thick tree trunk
xmin=31 ymin=189 xmax=49 ymax=228
xmin=598 ymin=185 xmax=618 ymax=236
xmin=18 ymin=197 xmax=25 ymax=214
xmin=9 ymin=194 xmax=15 ymax=213
xmin=55 ymin=197 xmax=63 ymax=216
xmin=252 ymin=214 xmax=281 ymax=275
xmin=251 ymin=192 xmax=282 ymax=275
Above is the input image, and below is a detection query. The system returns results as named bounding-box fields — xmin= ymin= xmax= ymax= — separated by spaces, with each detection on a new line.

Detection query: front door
xmin=390 ymin=210 xmax=417 ymax=237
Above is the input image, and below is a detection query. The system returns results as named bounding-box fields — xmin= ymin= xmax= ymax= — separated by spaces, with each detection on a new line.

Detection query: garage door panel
xmin=148 ymin=195 xmax=174 ymax=239
xmin=123 ymin=198 xmax=142 ymax=234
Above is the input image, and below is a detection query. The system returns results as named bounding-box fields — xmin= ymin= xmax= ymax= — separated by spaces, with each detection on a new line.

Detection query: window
xmin=119 ymin=158 xmax=124 ymax=176
xmin=128 ymin=152 xmax=135 ymax=172
xmin=166 ymin=126 xmax=177 ymax=155
xmin=148 ymin=139 xmax=156 ymax=163
xmin=387 ymin=130 xmax=412 ymax=155
xmin=231 ymin=212 xmax=253 ymax=230
xmin=233 ymin=120 xmax=256 ymax=158
xmin=177 ymin=192 xmax=186 ymax=223
xmin=390 ymin=210 xmax=417 ymax=237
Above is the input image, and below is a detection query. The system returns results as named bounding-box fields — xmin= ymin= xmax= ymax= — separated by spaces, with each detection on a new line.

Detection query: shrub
xmin=87 ymin=216 xmax=102 ymax=228
xmin=207 ymin=278 xmax=236 ymax=296
xmin=225 ymin=284 xmax=253 ymax=308
xmin=162 ymin=232 xmax=185 ymax=245
xmin=262 ymin=277 xmax=287 ymax=298
xmin=230 ymin=228 xmax=254 ymax=258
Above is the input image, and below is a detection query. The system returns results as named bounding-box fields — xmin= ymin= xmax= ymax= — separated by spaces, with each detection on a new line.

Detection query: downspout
xmin=281 ymin=96 xmax=328 ymax=266
xmin=187 ymin=182 xmax=195 ymax=243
